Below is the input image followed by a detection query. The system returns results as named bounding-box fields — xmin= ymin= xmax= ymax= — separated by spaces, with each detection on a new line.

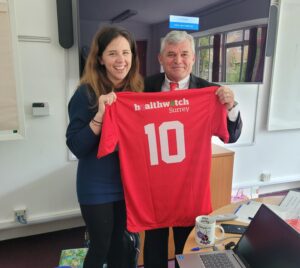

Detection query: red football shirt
xmin=97 ymin=86 xmax=229 ymax=232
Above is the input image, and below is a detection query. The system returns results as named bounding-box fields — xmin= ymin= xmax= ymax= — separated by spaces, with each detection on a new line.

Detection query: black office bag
xmin=84 ymin=229 xmax=140 ymax=268
xmin=122 ymin=230 xmax=140 ymax=268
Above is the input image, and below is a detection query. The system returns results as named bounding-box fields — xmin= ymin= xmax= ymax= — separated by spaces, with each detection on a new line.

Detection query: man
xmin=143 ymin=30 xmax=242 ymax=268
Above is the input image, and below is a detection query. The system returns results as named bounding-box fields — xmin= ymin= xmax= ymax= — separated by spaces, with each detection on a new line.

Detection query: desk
xmin=183 ymin=196 xmax=284 ymax=253
xmin=210 ymin=144 xmax=234 ymax=210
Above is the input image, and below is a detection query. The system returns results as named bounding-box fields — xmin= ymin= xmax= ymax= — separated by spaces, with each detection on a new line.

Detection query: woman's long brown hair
xmin=80 ymin=26 xmax=144 ymax=101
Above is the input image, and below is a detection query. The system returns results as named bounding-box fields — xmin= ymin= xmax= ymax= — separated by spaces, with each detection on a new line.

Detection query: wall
xmin=230 ymin=56 xmax=300 ymax=190
xmin=0 ymin=0 xmax=299 ymax=240
xmin=0 ymin=0 xmax=83 ymax=240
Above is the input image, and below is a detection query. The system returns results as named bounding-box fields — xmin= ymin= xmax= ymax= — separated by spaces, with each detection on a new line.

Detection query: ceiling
xmin=78 ymin=0 xmax=231 ymax=24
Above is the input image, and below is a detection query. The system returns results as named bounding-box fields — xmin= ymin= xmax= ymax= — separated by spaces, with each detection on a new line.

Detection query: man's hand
xmin=215 ymin=86 xmax=235 ymax=110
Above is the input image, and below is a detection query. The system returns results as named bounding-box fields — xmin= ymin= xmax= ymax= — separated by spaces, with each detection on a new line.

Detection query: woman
xmin=66 ymin=26 xmax=143 ymax=268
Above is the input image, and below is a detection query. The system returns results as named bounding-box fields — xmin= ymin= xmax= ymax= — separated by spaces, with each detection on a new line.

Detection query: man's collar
xmin=164 ymin=74 xmax=190 ymax=89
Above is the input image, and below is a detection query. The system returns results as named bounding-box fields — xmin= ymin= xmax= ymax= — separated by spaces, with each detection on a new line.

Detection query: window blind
xmin=0 ymin=1 xmax=19 ymax=131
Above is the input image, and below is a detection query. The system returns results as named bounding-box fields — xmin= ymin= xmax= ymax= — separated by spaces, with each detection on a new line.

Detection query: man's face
xmin=158 ymin=39 xmax=195 ymax=82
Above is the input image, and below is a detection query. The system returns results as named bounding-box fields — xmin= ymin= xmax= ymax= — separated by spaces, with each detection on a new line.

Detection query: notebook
xmin=176 ymin=204 xmax=300 ymax=268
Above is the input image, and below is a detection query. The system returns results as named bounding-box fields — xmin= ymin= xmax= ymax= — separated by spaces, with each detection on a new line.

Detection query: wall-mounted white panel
xmin=268 ymin=0 xmax=300 ymax=130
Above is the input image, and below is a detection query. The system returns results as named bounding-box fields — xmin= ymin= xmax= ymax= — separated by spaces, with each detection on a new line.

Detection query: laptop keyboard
xmin=199 ymin=253 xmax=236 ymax=268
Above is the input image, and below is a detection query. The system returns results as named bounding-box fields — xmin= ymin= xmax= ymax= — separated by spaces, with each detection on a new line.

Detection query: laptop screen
xmin=234 ymin=204 xmax=300 ymax=268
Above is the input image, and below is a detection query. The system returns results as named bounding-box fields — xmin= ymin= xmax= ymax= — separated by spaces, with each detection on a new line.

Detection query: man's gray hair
xmin=160 ymin=30 xmax=195 ymax=53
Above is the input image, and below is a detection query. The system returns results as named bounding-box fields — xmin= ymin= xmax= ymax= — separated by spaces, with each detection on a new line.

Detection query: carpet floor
xmin=0 ymin=226 xmax=175 ymax=268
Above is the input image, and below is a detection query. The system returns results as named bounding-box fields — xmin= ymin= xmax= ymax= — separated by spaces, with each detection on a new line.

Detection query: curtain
xmin=212 ymin=34 xmax=221 ymax=82
xmin=254 ymin=26 xmax=267 ymax=82
xmin=245 ymin=27 xmax=257 ymax=82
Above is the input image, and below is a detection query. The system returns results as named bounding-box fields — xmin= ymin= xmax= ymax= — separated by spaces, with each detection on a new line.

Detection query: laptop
xmin=176 ymin=204 xmax=300 ymax=268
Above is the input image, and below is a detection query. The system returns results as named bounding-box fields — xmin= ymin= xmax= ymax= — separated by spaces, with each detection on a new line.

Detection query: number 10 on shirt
xmin=144 ymin=120 xmax=186 ymax=165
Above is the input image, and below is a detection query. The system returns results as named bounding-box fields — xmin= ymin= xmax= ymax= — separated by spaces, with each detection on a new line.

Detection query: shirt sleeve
xmin=211 ymin=94 xmax=229 ymax=143
xmin=66 ymin=86 xmax=100 ymax=159
xmin=97 ymin=104 xmax=119 ymax=158
xmin=227 ymin=103 xmax=239 ymax=121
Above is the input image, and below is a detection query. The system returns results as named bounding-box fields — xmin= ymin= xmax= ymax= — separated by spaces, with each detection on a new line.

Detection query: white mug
xmin=195 ymin=215 xmax=225 ymax=246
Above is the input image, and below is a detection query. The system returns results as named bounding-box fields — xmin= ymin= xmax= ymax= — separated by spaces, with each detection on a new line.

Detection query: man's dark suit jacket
xmin=144 ymin=73 xmax=242 ymax=143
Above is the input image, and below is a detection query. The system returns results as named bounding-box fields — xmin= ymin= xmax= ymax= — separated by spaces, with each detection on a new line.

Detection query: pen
xmin=234 ymin=204 xmax=242 ymax=214
xmin=191 ymin=247 xmax=201 ymax=251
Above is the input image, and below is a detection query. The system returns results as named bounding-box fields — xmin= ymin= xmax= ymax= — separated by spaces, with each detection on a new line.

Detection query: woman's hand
xmin=90 ymin=92 xmax=117 ymax=134
xmin=96 ymin=92 xmax=117 ymax=120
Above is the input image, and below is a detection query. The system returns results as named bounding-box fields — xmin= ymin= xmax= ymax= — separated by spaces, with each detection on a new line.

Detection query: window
xmin=194 ymin=24 xmax=267 ymax=83
xmin=194 ymin=36 xmax=214 ymax=81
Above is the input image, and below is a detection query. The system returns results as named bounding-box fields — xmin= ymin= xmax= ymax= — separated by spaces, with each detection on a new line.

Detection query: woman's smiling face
xmin=100 ymin=36 xmax=132 ymax=87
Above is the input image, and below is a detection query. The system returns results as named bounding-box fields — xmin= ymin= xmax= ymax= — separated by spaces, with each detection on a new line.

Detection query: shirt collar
xmin=162 ymin=75 xmax=190 ymax=91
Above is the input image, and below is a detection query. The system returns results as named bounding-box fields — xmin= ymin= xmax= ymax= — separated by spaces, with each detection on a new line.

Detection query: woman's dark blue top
xmin=66 ymin=84 xmax=124 ymax=204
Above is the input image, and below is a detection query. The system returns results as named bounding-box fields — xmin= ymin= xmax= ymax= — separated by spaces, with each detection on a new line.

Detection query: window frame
xmin=191 ymin=18 xmax=268 ymax=84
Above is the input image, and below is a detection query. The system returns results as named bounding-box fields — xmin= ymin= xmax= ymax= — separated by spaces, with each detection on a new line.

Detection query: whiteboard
xmin=267 ymin=0 xmax=300 ymax=130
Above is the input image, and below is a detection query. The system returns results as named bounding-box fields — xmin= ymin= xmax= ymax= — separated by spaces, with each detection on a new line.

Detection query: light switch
xmin=32 ymin=102 xmax=49 ymax=116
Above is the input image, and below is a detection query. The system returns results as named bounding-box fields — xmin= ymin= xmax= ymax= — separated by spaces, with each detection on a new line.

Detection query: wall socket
xmin=14 ymin=209 xmax=27 ymax=224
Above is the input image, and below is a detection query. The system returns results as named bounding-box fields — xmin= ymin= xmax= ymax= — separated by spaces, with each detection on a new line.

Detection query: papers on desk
xmin=234 ymin=190 xmax=300 ymax=224
xmin=279 ymin=190 xmax=300 ymax=218
xmin=234 ymin=201 xmax=286 ymax=224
